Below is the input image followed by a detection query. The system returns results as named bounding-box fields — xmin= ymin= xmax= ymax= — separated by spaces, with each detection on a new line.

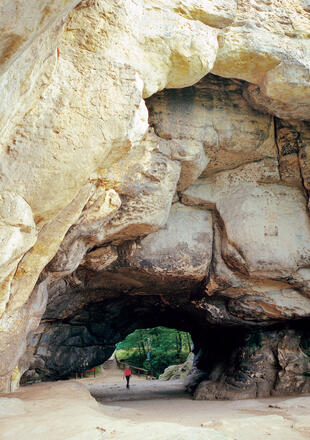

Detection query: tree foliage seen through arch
xmin=116 ymin=327 xmax=192 ymax=378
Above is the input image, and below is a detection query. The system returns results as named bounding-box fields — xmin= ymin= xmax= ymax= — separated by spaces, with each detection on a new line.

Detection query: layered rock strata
xmin=21 ymin=77 xmax=310 ymax=398
xmin=1 ymin=0 xmax=310 ymax=397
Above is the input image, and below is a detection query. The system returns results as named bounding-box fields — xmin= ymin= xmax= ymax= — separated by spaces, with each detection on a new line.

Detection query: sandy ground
xmin=87 ymin=368 xmax=310 ymax=438
xmin=0 ymin=367 xmax=310 ymax=439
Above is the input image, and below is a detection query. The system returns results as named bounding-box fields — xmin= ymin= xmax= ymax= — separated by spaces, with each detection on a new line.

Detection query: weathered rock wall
xmin=192 ymin=326 xmax=310 ymax=400
xmin=21 ymin=77 xmax=310 ymax=396
xmin=1 ymin=0 xmax=310 ymax=396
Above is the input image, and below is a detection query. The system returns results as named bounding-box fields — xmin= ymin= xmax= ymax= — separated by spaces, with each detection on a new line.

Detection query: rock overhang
xmin=1 ymin=0 xmax=310 ymax=397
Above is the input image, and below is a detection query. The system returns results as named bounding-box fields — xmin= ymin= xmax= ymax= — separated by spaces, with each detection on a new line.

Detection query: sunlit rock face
xmin=2 ymin=0 xmax=310 ymax=397
xmin=22 ymin=79 xmax=310 ymax=397
xmin=147 ymin=75 xmax=278 ymax=178
xmin=0 ymin=0 xmax=218 ymax=392
xmin=212 ymin=0 xmax=310 ymax=120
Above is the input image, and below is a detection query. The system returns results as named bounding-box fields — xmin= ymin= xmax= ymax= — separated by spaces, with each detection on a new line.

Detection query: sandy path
xmin=1 ymin=367 xmax=310 ymax=439
xmin=88 ymin=377 xmax=187 ymax=402
xmin=85 ymin=367 xmax=310 ymax=439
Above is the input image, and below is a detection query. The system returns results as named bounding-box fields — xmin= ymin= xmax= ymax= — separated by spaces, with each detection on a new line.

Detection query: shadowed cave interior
xmin=16 ymin=75 xmax=310 ymax=400
xmin=20 ymin=278 xmax=310 ymax=400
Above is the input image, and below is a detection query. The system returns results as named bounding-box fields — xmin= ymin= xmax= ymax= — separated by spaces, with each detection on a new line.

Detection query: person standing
xmin=123 ymin=365 xmax=131 ymax=389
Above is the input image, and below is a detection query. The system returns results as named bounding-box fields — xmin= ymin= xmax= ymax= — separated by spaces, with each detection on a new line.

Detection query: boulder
xmin=159 ymin=353 xmax=194 ymax=380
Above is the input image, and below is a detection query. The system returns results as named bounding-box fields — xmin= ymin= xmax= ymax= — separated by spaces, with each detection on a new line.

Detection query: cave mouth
xmin=20 ymin=286 xmax=249 ymax=399
xmin=20 ymin=292 xmax=204 ymax=385
xmin=115 ymin=326 xmax=193 ymax=379
xmin=20 ymin=282 xmax=310 ymax=400
xmin=16 ymin=76 xmax=310 ymax=399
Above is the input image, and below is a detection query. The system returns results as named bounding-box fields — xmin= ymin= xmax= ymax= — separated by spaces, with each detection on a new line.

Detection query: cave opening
xmin=115 ymin=326 xmax=193 ymax=379
xmin=20 ymin=280 xmax=310 ymax=400
xmin=20 ymin=290 xmax=203 ymax=385
xmin=20 ymin=281 xmax=250 ymax=400
xmin=14 ymin=74 xmax=310 ymax=401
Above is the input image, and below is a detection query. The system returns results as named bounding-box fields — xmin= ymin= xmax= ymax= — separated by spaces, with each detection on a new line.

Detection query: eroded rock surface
xmin=212 ymin=0 xmax=310 ymax=120
xmin=1 ymin=0 xmax=310 ymax=398
xmin=193 ymin=327 xmax=310 ymax=400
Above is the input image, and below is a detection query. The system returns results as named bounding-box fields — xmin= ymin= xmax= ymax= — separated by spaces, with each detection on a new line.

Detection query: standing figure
xmin=123 ymin=365 xmax=131 ymax=389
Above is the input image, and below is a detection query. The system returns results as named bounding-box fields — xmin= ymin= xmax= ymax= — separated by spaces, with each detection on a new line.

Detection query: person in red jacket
xmin=123 ymin=365 xmax=131 ymax=389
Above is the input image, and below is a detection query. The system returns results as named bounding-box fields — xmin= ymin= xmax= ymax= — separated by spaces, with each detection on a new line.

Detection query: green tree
xmin=116 ymin=326 xmax=192 ymax=378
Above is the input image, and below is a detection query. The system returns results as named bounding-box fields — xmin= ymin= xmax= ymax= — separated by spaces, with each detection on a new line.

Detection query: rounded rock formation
xmin=1 ymin=0 xmax=310 ymax=399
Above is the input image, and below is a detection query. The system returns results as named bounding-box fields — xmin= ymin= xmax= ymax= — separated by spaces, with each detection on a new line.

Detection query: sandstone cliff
xmin=1 ymin=0 xmax=310 ymax=398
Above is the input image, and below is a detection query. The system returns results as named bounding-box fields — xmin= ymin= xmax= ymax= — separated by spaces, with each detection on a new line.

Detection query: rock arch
xmin=1 ymin=0 xmax=310 ymax=397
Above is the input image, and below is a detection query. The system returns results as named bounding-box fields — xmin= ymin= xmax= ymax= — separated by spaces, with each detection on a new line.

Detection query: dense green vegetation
xmin=116 ymin=327 xmax=192 ymax=378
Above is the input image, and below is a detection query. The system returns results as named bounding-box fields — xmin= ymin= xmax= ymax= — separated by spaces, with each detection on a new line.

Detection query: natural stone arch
xmin=20 ymin=267 xmax=310 ymax=400
xmin=2 ymin=0 xmax=310 ymax=397
xmin=19 ymin=191 xmax=310 ymax=399
xmin=21 ymin=266 xmax=249 ymax=397
xmin=12 ymin=74 xmax=310 ymax=399
xmin=3 ymin=73 xmax=310 ymax=397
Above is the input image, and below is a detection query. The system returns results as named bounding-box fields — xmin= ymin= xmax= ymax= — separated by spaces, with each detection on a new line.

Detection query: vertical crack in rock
xmin=274 ymin=117 xmax=310 ymax=210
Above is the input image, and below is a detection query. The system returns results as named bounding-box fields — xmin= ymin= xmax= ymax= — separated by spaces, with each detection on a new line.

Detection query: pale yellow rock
xmin=2 ymin=0 xmax=310 ymax=392
xmin=296 ymin=122 xmax=310 ymax=190
xmin=212 ymin=0 xmax=310 ymax=119
xmin=128 ymin=203 xmax=213 ymax=279
xmin=62 ymin=0 xmax=219 ymax=98
xmin=47 ymin=128 xmax=209 ymax=278
xmin=0 ymin=280 xmax=48 ymax=381
xmin=0 ymin=0 xmax=209 ymax=344
xmin=0 ymin=191 xmax=37 ymax=281
xmin=172 ymin=140 xmax=209 ymax=191
xmin=170 ymin=0 xmax=237 ymax=28
xmin=182 ymin=162 xmax=310 ymax=286
xmin=0 ymin=192 xmax=37 ymax=316
xmin=0 ymin=51 xmax=147 ymax=225
xmin=0 ymin=0 xmax=78 ymax=73
xmin=228 ymin=287 xmax=310 ymax=321
xmin=6 ymin=184 xmax=93 ymax=313
xmin=10 ymin=365 xmax=21 ymax=392
xmin=0 ymin=1 xmax=80 ymax=143
xmin=95 ymin=131 xmax=182 ymax=244
xmin=148 ymin=75 xmax=277 ymax=177
xmin=159 ymin=352 xmax=194 ymax=380
xmin=0 ymin=31 xmax=148 ymax=355
xmin=0 ymin=187 xmax=93 ymax=384
xmin=78 ymin=189 xmax=121 ymax=224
